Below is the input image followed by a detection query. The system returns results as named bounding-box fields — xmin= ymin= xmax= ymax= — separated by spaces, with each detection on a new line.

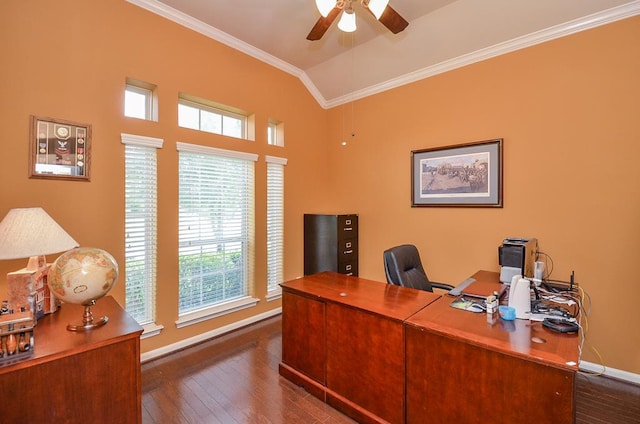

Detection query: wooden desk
xmin=0 ymin=296 xmax=143 ymax=423
xmin=405 ymin=270 xmax=579 ymax=423
xmin=280 ymin=272 xmax=440 ymax=423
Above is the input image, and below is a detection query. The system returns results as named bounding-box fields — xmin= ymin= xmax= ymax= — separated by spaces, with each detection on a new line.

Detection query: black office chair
xmin=383 ymin=244 xmax=454 ymax=292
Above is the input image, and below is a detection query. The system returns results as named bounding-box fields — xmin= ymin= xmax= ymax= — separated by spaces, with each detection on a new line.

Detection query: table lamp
xmin=0 ymin=207 xmax=79 ymax=266
xmin=0 ymin=207 xmax=79 ymax=316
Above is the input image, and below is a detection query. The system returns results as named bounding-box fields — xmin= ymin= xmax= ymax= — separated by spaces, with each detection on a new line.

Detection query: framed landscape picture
xmin=29 ymin=115 xmax=91 ymax=181
xmin=411 ymin=138 xmax=503 ymax=207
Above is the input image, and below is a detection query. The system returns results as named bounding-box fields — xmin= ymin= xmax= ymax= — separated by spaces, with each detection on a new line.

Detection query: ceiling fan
xmin=307 ymin=0 xmax=409 ymax=41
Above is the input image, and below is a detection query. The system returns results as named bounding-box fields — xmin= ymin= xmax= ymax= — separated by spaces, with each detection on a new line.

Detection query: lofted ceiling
xmin=128 ymin=0 xmax=640 ymax=108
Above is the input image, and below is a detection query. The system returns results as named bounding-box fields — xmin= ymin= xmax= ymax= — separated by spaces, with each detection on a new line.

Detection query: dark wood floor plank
xmin=183 ymin=376 xmax=231 ymax=423
xmin=195 ymin=368 xmax=247 ymax=422
xmin=142 ymin=315 xmax=639 ymax=424
xmin=147 ymin=386 xmax=191 ymax=423
xmin=575 ymin=373 xmax=640 ymax=424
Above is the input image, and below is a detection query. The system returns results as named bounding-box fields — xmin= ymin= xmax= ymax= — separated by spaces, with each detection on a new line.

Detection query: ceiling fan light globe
xmin=337 ymin=10 xmax=357 ymax=32
xmin=315 ymin=0 xmax=337 ymax=17
xmin=368 ymin=0 xmax=389 ymax=20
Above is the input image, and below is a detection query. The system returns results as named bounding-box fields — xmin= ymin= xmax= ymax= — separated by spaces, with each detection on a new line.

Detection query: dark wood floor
xmin=142 ymin=315 xmax=355 ymax=423
xmin=142 ymin=315 xmax=640 ymax=424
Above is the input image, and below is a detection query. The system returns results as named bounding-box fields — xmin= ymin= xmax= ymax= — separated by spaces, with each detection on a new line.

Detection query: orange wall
xmin=0 ymin=0 xmax=333 ymax=353
xmin=1 ymin=1 xmax=638 ymax=374
xmin=326 ymin=16 xmax=640 ymax=374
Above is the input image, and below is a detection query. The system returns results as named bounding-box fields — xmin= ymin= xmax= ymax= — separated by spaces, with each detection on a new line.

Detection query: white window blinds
xmin=266 ymin=156 xmax=287 ymax=293
xmin=177 ymin=143 xmax=257 ymax=315
xmin=122 ymin=134 xmax=162 ymax=326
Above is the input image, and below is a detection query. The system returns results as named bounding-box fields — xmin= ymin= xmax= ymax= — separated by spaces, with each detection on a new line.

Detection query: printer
xmin=498 ymin=238 xmax=538 ymax=284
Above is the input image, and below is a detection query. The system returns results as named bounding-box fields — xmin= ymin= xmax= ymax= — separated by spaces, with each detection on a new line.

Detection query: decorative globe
xmin=48 ymin=247 xmax=119 ymax=306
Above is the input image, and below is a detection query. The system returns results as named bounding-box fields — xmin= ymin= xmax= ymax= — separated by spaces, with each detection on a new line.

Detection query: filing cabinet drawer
xmin=338 ymin=261 xmax=358 ymax=276
xmin=304 ymin=214 xmax=359 ymax=277
xmin=338 ymin=238 xmax=358 ymax=261
xmin=338 ymin=215 xmax=358 ymax=239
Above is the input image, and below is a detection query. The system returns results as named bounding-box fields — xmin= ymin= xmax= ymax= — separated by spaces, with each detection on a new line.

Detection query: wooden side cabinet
xmin=304 ymin=214 xmax=358 ymax=276
xmin=0 ymin=296 xmax=143 ymax=423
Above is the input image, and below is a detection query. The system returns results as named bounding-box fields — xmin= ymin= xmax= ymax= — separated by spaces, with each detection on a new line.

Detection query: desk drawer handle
xmin=346 ymin=242 xmax=352 ymax=249
xmin=344 ymin=250 xmax=353 ymax=254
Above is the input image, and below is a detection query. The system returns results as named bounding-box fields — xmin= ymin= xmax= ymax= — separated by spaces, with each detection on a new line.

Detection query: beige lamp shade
xmin=0 ymin=208 xmax=79 ymax=261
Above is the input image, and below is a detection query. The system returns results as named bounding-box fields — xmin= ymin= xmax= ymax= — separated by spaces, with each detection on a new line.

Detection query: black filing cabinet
xmin=304 ymin=214 xmax=358 ymax=276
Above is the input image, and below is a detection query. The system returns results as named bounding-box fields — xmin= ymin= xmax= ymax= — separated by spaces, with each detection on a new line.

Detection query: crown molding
xmin=325 ymin=0 xmax=640 ymax=108
xmin=127 ymin=0 xmax=640 ymax=109
xmin=126 ymin=0 xmax=295 ymax=76
xmin=126 ymin=0 xmax=330 ymax=106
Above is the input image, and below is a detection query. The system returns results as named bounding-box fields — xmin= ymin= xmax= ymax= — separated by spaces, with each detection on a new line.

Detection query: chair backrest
xmin=383 ymin=244 xmax=434 ymax=292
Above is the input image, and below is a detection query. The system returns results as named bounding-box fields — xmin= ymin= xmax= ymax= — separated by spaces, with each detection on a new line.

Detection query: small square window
xmin=125 ymin=79 xmax=157 ymax=121
xmin=268 ymin=120 xmax=284 ymax=147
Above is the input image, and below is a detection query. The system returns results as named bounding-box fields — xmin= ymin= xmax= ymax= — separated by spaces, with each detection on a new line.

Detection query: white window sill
xmin=140 ymin=322 xmax=164 ymax=339
xmin=175 ymin=296 xmax=260 ymax=329
xmin=266 ymin=288 xmax=282 ymax=302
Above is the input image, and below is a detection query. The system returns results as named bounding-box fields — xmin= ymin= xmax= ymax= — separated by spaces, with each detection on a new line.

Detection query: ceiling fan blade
xmin=306 ymin=6 xmax=341 ymax=41
xmin=378 ymin=4 xmax=408 ymax=34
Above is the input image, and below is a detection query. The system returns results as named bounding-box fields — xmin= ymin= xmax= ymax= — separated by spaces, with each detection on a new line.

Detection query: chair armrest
xmin=431 ymin=281 xmax=455 ymax=292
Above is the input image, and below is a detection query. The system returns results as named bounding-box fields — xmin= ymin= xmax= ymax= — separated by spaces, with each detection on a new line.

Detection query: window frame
xmin=267 ymin=122 xmax=277 ymax=145
xmin=266 ymin=155 xmax=287 ymax=300
xmin=175 ymin=142 xmax=259 ymax=328
xmin=267 ymin=119 xmax=285 ymax=146
xmin=121 ymin=133 xmax=164 ymax=338
xmin=124 ymin=78 xmax=157 ymax=121
xmin=178 ymin=98 xmax=248 ymax=140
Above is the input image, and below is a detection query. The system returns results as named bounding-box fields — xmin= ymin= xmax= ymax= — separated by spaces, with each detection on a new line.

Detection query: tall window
xmin=122 ymin=133 xmax=163 ymax=336
xmin=178 ymin=98 xmax=246 ymax=139
xmin=266 ymin=156 xmax=287 ymax=297
xmin=176 ymin=142 xmax=258 ymax=325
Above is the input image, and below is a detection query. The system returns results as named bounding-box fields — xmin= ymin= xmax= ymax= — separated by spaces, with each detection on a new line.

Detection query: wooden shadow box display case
xmin=0 ymin=306 xmax=35 ymax=365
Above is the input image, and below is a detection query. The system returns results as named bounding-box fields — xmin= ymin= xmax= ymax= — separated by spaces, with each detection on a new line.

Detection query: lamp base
xmin=66 ymin=301 xmax=109 ymax=332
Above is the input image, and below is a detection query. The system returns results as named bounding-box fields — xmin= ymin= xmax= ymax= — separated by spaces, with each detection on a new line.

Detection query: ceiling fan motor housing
xmin=308 ymin=0 xmax=407 ymax=41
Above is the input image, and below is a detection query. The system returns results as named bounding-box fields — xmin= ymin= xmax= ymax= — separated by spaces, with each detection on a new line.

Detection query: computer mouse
xmin=467 ymin=303 xmax=485 ymax=313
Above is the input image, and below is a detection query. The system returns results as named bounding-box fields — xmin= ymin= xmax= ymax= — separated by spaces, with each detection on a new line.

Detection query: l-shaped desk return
xmin=279 ymin=271 xmax=579 ymax=424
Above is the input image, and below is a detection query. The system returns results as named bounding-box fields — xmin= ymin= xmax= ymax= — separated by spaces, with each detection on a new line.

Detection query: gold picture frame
xmin=29 ymin=115 xmax=91 ymax=181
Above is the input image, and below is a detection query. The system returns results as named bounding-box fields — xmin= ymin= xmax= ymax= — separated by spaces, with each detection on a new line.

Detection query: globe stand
xmin=67 ymin=300 xmax=109 ymax=332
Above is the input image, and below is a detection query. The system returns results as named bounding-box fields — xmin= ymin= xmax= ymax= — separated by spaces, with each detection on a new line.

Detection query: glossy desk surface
xmin=281 ymin=271 xmax=441 ymax=321
xmin=406 ymin=270 xmax=579 ymax=371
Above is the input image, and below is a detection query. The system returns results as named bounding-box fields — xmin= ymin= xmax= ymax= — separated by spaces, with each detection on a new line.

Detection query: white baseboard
xmin=580 ymin=360 xmax=640 ymax=385
xmin=140 ymin=307 xmax=282 ymax=363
